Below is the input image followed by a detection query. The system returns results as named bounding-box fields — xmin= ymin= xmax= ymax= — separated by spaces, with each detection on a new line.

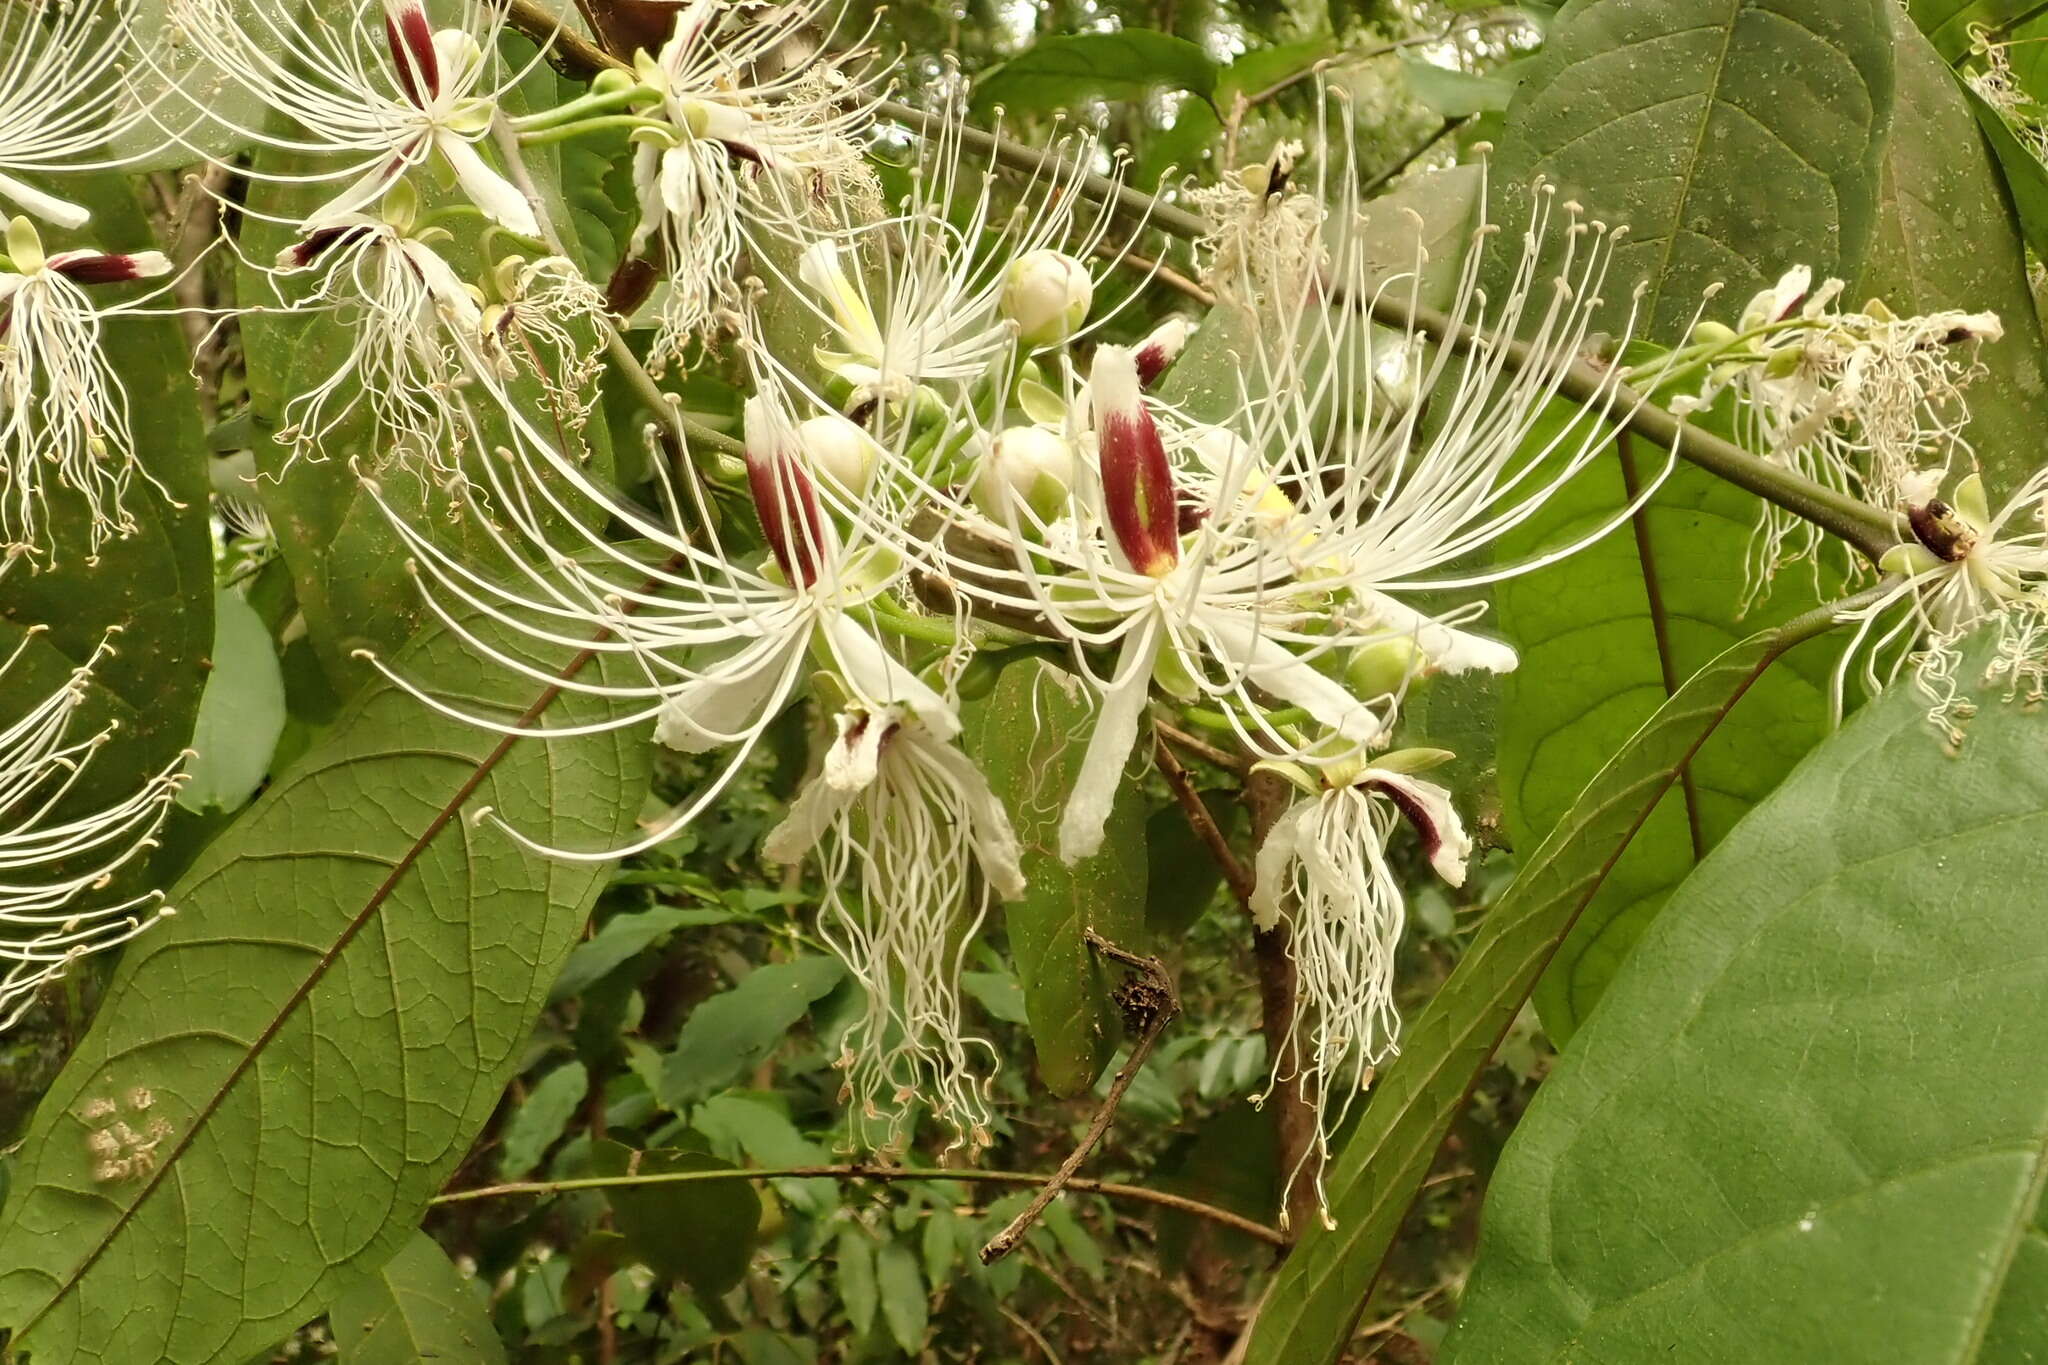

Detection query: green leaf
xmin=971 ymin=31 xmax=1220 ymax=117
xmin=656 ymin=957 xmax=845 ymax=1107
xmin=1492 ymin=0 xmax=1897 ymax=343
xmin=968 ymin=660 xmax=1147 ymax=1097
xmin=592 ymin=1141 xmax=762 ymax=1300
xmin=875 ymin=1240 xmax=929 ymax=1355
xmin=1241 ymin=597 xmax=1855 ymax=1365
xmin=1495 ymin=413 xmax=1849 ymax=1040
xmin=178 ymin=588 xmax=288 ymax=814
xmin=1905 ymin=0 xmax=2040 ymax=59
xmin=110 ymin=1 xmax=307 ymax=172
xmin=1865 ymin=15 xmax=2048 ymax=500
xmin=0 ymin=602 xmax=651 ymax=1364
xmin=1144 ymin=795 xmax=1241 ymax=938
xmin=549 ymin=906 xmax=740 ymax=1002
xmin=497 ymin=1060 xmax=589 ymax=1180
xmin=836 ymin=1227 xmax=878 ymax=1337
xmin=1217 ymin=37 xmax=1339 ymax=104
xmin=1442 ymin=638 xmax=2048 ymax=1361
xmin=1401 ymin=56 xmax=1514 ymax=117
xmin=1963 ymin=78 xmax=2048 ymax=265
xmin=328 ymin=1231 xmax=506 ymax=1365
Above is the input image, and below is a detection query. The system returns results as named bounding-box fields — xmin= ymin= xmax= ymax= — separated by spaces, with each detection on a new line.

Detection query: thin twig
xmin=1153 ymin=735 xmax=1254 ymax=911
xmin=1359 ymin=116 xmax=1465 ymax=198
xmin=433 ymin=1161 xmax=1284 ymax=1245
xmin=1154 ymin=716 xmax=1247 ymax=773
xmin=504 ymin=0 xmax=617 ymax=75
xmin=1102 ymin=244 xmax=1214 ymax=304
xmin=979 ymin=933 xmax=1183 ymax=1264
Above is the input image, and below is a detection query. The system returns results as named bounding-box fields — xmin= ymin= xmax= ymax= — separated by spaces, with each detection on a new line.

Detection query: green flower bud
xmin=1000 ymin=249 xmax=1092 ymax=347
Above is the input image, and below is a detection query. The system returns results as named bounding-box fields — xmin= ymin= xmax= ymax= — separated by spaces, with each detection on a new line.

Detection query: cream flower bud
xmin=1001 ymin=249 xmax=1093 ymax=346
xmin=797 ymin=413 xmax=880 ymax=495
xmin=972 ymin=426 xmax=1075 ymax=524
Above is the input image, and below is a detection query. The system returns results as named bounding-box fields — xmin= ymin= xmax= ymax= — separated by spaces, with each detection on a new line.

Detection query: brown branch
xmin=1154 ymin=716 xmax=1247 ymax=773
xmin=1244 ymin=768 xmax=1321 ymax=1236
xmin=1153 ymin=735 xmax=1254 ymax=911
xmin=979 ymin=932 xmax=1183 ymax=1264
xmin=433 ymin=1161 xmax=1285 ymax=1247
xmin=504 ymin=0 xmax=621 ymax=76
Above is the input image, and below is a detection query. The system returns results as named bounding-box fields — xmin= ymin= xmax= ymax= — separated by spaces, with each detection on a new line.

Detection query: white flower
xmin=1668 ymin=265 xmax=2004 ymax=601
xmin=168 ymin=0 xmax=539 ymax=234
xmin=1839 ymin=468 xmax=2048 ymax=745
xmin=0 ymin=628 xmax=188 ymax=1033
xmin=763 ymin=701 xmax=1025 ymax=1155
xmin=0 ymin=216 xmax=177 ymax=560
xmin=1249 ymin=756 xmax=1470 ymax=1224
xmin=785 ymin=106 xmax=1125 ymax=410
xmin=0 ymin=0 xmax=159 ymax=229
xmin=999 ymin=249 xmax=1093 ymax=347
xmin=625 ymin=0 xmax=880 ymax=360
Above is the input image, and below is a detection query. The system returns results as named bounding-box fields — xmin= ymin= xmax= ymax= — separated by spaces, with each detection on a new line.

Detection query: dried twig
xmin=978 ymin=932 xmax=1182 ymax=1264
xmin=1153 ymin=735 xmax=1254 ymax=911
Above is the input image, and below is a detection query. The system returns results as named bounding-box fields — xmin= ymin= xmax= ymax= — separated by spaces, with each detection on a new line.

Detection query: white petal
xmin=821 ymin=614 xmax=959 ymax=741
xmin=1365 ymin=770 xmax=1471 ymax=887
xmin=652 ymin=636 xmax=799 ymax=752
xmin=436 ymin=132 xmax=539 ymax=236
xmin=1057 ymin=625 xmax=1160 ymax=863
xmin=1201 ymin=609 xmax=1385 ymax=746
xmin=1359 ymin=591 xmax=1517 ymax=675
xmin=0 ymin=172 xmax=88 ymax=230
xmin=1249 ymin=798 xmax=1311 ymax=930
xmin=823 ymin=708 xmax=888 ymax=791
xmin=762 ymin=770 xmax=855 ymax=864
xmin=920 ymin=733 xmax=1027 ymax=899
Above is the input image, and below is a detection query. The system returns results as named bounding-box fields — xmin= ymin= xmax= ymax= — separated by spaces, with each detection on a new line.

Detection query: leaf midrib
xmin=20 ymin=641 xmax=605 ymax=1334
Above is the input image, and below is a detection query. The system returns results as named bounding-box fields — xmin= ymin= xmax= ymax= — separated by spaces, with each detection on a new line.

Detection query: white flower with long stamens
xmin=0 ymin=629 xmax=188 ymax=1033
xmin=1250 ymin=752 xmax=1470 ymax=1225
xmin=764 ymin=700 xmax=1024 ymax=1155
xmin=1837 ymin=468 xmax=2048 ymax=746
xmin=782 ymin=106 xmax=1134 ymax=412
xmin=0 ymin=216 xmax=177 ymax=560
xmin=166 ymin=0 xmax=540 ymax=234
xmin=0 ymin=0 xmax=160 ymax=229
xmin=931 ymin=165 xmax=1652 ymax=863
xmin=268 ymin=201 xmax=601 ymax=473
xmin=1664 ymin=265 xmax=2003 ymax=601
xmin=625 ymin=0 xmax=881 ymax=361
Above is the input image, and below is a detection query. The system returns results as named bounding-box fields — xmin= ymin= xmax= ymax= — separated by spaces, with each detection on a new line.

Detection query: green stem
xmin=516 ymin=114 xmax=669 ymax=145
xmin=511 ymin=84 xmax=656 ymax=132
xmin=1988 ymin=0 xmax=2048 ymax=41
xmin=431 ymin=1163 xmax=1290 ymax=1246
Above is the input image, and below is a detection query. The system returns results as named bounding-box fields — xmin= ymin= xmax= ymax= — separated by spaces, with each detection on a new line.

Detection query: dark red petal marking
xmin=47 ymin=252 xmax=153 ymax=285
xmin=746 ymin=447 xmax=828 ymax=589
xmin=385 ymin=2 xmax=440 ymax=106
xmin=284 ymin=225 xmax=375 ymax=268
xmin=1135 ymin=340 xmax=1175 ymax=388
xmin=1364 ymin=777 xmax=1443 ymax=867
xmin=1098 ymin=402 xmax=1180 ymax=577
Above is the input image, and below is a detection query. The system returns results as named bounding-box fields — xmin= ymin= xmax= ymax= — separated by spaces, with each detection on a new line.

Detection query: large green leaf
xmin=1492 ymin=0 xmax=1896 ymax=343
xmin=1442 ymin=641 xmax=2048 ymax=1362
xmin=968 ymin=659 xmax=1146 ymax=1097
xmin=1865 ymin=14 xmax=2048 ymax=500
xmin=1905 ymin=0 xmax=2040 ymax=60
xmin=970 ymin=31 xmax=1220 ymax=118
xmin=327 ymin=1231 xmax=506 ymax=1365
xmin=0 ymin=607 xmax=650 ymax=1363
xmin=1495 ymin=421 xmax=1847 ymax=1040
xmin=1241 ymin=596 xmax=1855 ymax=1365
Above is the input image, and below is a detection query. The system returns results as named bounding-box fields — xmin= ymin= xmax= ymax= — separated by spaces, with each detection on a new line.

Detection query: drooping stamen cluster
xmin=167 ymin=0 xmax=540 ymax=234
xmin=1660 ymin=266 xmax=2003 ymax=601
xmin=0 ymin=216 xmax=177 ymax=559
xmin=625 ymin=0 xmax=882 ymax=363
xmin=764 ymin=702 xmax=1024 ymax=1155
xmin=0 ymin=630 xmax=188 ymax=1033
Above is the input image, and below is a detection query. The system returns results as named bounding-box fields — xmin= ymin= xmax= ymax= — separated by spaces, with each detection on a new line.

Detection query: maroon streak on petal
xmin=1364 ymin=777 xmax=1442 ymax=867
xmin=47 ymin=252 xmax=159 ymax=285
xmin=1093 ymin=346 xmax=1179 ymax=577
xmin=385 ymin=1 xmax=440 ymax=106
xmin=284 ymin=225 xmax=375 ymax=268
xmin=746 ymin=446 xmax=829 ymax=589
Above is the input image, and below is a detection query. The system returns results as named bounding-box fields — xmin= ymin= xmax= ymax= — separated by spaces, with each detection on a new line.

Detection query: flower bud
xmin=5 ymin=216 xmax=43 ymax=274
xmin=1001 ymin=249 xmax=1092 ymax=347
xmin=972 ymin=426 xmax=1075 ymax=524
xmin=1134 ymin=316 xmax=1190 ymax=388
xmin=796 ymin=413 xmax=879 ymax=495
xmin=1345 ymin=636 xmax=1426 ymax=701
xmin=742 ymin=397 xmax=829 ymax=588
